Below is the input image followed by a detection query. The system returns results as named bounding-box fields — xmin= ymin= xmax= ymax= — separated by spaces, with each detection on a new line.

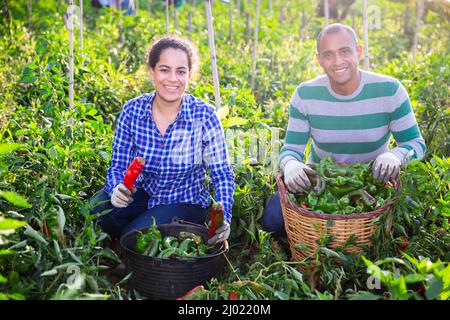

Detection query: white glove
xmin=372 ymin=152 xmax=401 ymax=183
xmin=111 ymin=183 xmax=136 ymax=208
xmin=283 ymin=159 xmax=316 ymax=193
xmin=207 ymin=221 xmax=230 ymax=245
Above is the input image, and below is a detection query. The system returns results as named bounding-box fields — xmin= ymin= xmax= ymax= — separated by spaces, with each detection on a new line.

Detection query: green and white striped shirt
xmin=279 ymin=70 xmax=426 ymax=170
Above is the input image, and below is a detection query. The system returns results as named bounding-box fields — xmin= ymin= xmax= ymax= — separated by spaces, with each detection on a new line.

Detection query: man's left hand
xmin=207 ymin=222 xmax=230 ymax=245
xmin=372 ymin=152 xmax=401 ymax=183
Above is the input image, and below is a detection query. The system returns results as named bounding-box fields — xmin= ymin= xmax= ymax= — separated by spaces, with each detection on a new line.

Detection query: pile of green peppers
xmin=134 ymin=219 xmax=212 ymax=258
xmin=289 ymin=156 xmax=395 ymax=215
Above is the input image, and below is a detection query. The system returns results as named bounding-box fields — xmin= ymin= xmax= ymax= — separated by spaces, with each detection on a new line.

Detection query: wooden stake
xmin=412 ymin=0 xmax=425 ymax=59
xmin=205 ymin=0 xmax=221 ymax=110
xmin=362 ymin=0 xmax=369 ymax=70
xmin=324 ymin=0 xmax=329 ymax=26
xmin=251 ymin=0 xmax=260 ymax=89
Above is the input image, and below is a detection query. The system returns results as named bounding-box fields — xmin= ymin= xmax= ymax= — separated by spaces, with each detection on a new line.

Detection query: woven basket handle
xmin=276 ymin=173 xmax=291 ymax=206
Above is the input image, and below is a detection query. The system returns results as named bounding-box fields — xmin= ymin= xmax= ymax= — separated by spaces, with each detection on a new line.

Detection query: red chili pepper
xmin=229 ymin=291 xmax=238 ymax=300
xmin=123 ymin=157 xmax=145 ymax=191
xmin=398 ymin=236 xmax=409 ymax=251
xmin=301 ymin=204 xmax=309 ymax=209
xmin=418 ymin=284 xmax=426 ymax=296
xmin=42 ymin=221 xmax=52 ymax=237
xmin=208 ymin=197 xmax=224 ymax=238
xmin=176 ymin=285 xmax=205 ymax=300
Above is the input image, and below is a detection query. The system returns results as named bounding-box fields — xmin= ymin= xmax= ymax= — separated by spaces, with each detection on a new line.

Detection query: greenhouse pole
xmin=174 ymin=7 xmax=178 ymax=30
xmin=362 ymin=0 xmax=370 ymax=70
xmin=188 ymin=11 xmax=193 ymax=38
xmin=165 ymin=0 xmax=169 ymax=34
xmin=246 ymin=12 xmax=251 ymax=42
xmin=68 ymin=0 xmax=74 ymax=111
xmin=324 ymin=0 xmax=329 ymax=26
xmin=117 ymin=0 xmax=124 ymax=44
xmin=251 ymin=0 xmax=259 ymax=89
xmin=412 ymin=0 xmax=425 ymax=59
xmin=205 ymin=0 xmax=221 ymax=110
xmin=79 ymin=0 xmax=83 ymax=51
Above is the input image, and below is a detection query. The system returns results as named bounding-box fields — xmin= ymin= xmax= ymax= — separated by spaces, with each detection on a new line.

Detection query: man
xmin=263 ymin=23 xmax=426 ymax=235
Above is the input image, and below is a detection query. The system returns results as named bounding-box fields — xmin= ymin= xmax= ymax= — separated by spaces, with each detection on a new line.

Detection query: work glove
xmin=207 ymin=221 xmax=230 ymax=245
xmin=283 ymin=159 xmax=316 ymax=194
xmin=111 ymin=183 xmax=136 ymax=208
xmin=372 ymin=152 xmax=401 ymax=184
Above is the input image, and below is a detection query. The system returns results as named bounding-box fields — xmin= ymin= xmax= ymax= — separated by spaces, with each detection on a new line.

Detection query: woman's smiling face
xmin=150 ymin=48 xmax=190 ymax=104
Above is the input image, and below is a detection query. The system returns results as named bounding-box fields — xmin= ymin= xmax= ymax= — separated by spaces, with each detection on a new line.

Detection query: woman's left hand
xmin=207 ymin=222 xmax=230 ymax=245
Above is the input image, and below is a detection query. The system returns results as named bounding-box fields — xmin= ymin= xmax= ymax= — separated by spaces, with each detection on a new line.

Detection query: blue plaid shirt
xmin=104 ymin=92 xmax=235 ymax=223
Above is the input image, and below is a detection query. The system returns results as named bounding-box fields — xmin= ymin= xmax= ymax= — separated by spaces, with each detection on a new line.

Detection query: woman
xmin=91 ymin=36 xmax=234 ymax=245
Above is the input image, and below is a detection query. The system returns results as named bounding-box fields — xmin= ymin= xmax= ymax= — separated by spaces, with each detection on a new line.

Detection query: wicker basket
xmin=276 ymin=173 xmax=398 ymax=261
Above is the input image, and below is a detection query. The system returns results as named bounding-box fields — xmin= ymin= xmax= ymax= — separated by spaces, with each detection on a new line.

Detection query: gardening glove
xmin=283 ymin=159 xmax=316 ymax=194
xmin=372 ymin=152 xmax=401 ymax=184
xmin=111 ymin=183 xmax=136 ymax=208
xmin=207 ymin=222 xmax=230 ymax=245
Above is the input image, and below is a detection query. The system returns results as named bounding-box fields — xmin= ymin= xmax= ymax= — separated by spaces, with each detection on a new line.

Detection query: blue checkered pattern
xmin=104 ymin=92 xmax=235 ymax=223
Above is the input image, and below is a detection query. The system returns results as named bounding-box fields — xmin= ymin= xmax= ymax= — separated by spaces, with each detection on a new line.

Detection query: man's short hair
xmin=316 ymin=23 xmax=358 ymax=53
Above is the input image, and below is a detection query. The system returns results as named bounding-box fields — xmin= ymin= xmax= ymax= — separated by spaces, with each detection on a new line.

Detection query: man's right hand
xmin=283 ymin=159 xmax=316 ymax=194
xmin=111 ymin=183 xmax=135 ymax=208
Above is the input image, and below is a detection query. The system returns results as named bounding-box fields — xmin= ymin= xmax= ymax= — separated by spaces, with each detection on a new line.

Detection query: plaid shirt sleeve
xmin=104 ymin=105 xmax=134 ymax=196
xmin=202 ymin=111 xmax=235 ymax=224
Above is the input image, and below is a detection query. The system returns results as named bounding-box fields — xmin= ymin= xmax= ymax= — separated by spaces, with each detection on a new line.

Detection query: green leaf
xmin=222 ymin=117 xmax=249 ymax=128
xmin=0 ymin=250 xmax=14 ymax=256
xmin=0 ymin=218 xmax=27 ymax=230
xmin=320 ymin=247 xmax=341 ymax=259
xmin=425 ymin=277 xmax=444 ymax=300
xmin=0 ymin=191 xmax=31 ymax=208
xmin=56 ymin=206 xmax=66 ymax=234
xmin=0 ymin=274 xmax=7 ymax=283
xmin=24 ymin=225 xmax=48 ymax=245
xmin=216 ymin=105 xmax=229 ymax=120
xmin=348 ymin=292 xmax=382 ymax=300
xmin=40 ymin=268 xmax=58 ymax=277
xmin=0 ymin=143 xmax=23 ymax=155
xmin=55 ymin=193 xmax=74 ymax=201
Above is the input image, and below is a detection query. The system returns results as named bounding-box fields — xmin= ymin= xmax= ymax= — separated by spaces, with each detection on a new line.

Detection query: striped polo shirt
xmin=279 ymin=70 xmax=426 ymax=169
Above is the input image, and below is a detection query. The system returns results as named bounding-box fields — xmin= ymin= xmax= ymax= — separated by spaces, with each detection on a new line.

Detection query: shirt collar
xmin=139 ymin=91 xmax=193 ymax=122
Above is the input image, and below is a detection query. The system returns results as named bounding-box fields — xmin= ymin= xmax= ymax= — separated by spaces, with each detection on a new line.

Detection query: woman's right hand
xmin=111 ymin=183 xmax=136 ymax=208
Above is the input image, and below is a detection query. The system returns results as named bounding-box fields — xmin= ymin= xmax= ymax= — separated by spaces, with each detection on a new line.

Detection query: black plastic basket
xmin=120 ymin=218 xmax=228 ymax=299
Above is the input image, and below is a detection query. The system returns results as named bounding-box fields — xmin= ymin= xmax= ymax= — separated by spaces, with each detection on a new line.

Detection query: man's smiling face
xmin=316 ymin=29 xmax=362 ymax=94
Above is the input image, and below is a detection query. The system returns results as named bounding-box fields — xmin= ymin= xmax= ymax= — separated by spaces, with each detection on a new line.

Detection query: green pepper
xmin=158 ymin=247 xmax=180 ymax=258
xmin=337 ymin=196 xmax=350 ymax=208
xmin=178 ymin=239 xmax=195 ymax=253
xmin=135 ymin=232 xmax=152 ymax=253
xmin=178 ymin=231 xmax=203 ymax=245
xmin=163 ymin=236 xmax=178 ymax=249
xmin=144 ymin=239 xmax=160 ymax=256
xmin=326 ymin=166 xmax=349 ymax=177
xmin=307 ymin=193 xmax=319 ymax=207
